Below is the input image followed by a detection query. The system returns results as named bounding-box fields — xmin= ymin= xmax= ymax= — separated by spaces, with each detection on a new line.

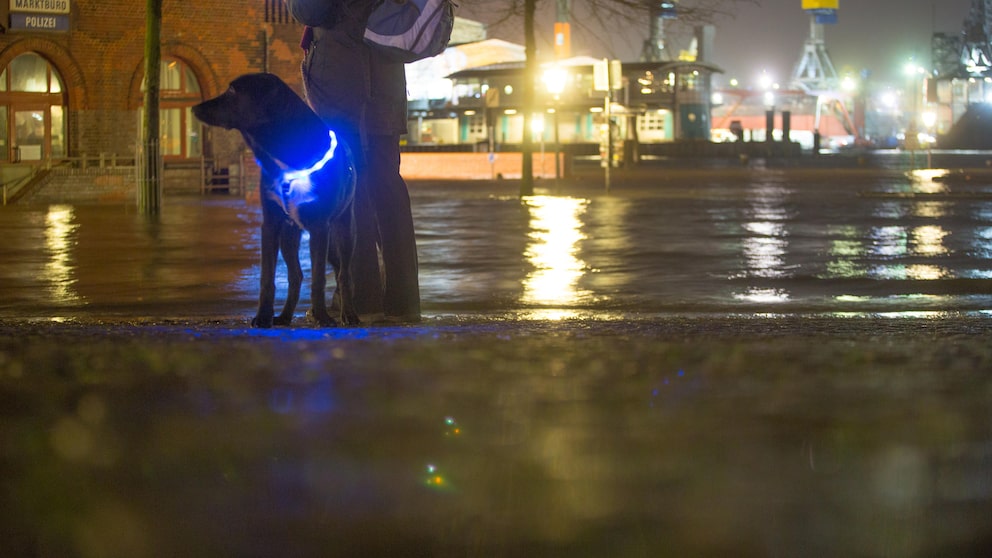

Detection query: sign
xmin=811 ymin=8 xmax=837 ymax=24
xmin=593 ymin=59 xmax=622 ymax=92
xmin=10 ymin=12 xmax=69 ymax=31
xmin=660 ymin=1 xmax=677 ymax=19
xmin=801 ymin=0 xmax=838 ymax=9
xmin=9 ymin=0 xmax=70 ymax=14
xmin=485 ymin=88 xmax=499 ymax=108
xmin=553 ymin=22 xmax=570 ymax=59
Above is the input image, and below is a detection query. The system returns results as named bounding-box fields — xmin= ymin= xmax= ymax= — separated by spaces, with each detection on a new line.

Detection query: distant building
xmin=0 ymin=4 xmax=727 ymax=197
xmin=404 ymin=25 xmax=724 ymax=153
xmin=929 ymin=2 xmax=992 ymax=148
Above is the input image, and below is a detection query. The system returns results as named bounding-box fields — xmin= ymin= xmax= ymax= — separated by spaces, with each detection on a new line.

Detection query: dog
xmin=192 ymin=73 xmax=359 ymax=328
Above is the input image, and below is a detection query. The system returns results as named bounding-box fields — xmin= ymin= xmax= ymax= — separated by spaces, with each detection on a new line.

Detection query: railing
xmin=265 ymin=0 xmax=295 ymax=24
xmin=2 ymin=149 xmax=250 ymax=203
xmin=199 ymin=153 xmax=249 ymax=196
xmin=1 ymin=173 xmax=35 ymax=206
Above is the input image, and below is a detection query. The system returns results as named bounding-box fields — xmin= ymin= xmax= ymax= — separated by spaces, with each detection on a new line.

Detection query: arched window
xmin=143 ymin=58 xmax=203 ymax=159
xmin=0 ymin=52 xmax=67 ymax=163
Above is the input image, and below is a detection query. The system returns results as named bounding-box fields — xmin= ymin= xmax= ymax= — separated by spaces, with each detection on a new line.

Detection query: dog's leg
xmin=253 ymin=194 xmax=285 ymax=328
xmin=274 ymin=224 xmax=303 ymax=325
xmin=307 ymin=222 xmax=336 ymax=327
xmin=253 ymin=217 xmax=280 ymax=328
xmin=331 ymin=209 xmax=360 ymax=326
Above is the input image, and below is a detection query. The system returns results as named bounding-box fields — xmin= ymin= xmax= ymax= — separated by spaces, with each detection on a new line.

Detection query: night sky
xmin=458 ymin=0 xmax=975 ymax=87
xmin=711 ymin=0 xmax=973 ymax=86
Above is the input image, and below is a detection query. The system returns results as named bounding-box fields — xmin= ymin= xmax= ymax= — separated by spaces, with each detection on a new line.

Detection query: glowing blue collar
xmin=276 ymin=130 xmax=338 ymax=227
xmin=281 ymin=130 xmax=338 ymax=185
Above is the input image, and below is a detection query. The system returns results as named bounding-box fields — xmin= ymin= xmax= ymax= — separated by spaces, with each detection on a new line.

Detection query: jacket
xmin=285 ymin=0 xmax=408 ymax=137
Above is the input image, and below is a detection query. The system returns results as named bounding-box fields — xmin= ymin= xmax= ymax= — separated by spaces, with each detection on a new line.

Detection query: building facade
xmin=1 ymin=0 xmax=305 ymax=189
xmin=1 ymin=2 xmax=726 ymax=197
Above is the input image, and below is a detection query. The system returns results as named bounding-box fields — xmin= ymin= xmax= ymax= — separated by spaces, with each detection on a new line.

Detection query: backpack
xmin=364 ymin=0 xmax=455 ymax=63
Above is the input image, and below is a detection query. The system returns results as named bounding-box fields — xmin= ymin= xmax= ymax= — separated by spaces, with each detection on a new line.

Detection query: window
xmin=265 ymin=0 xmax=294 ymax=23
xmin=0 ymin=53 xmax=66 ymax=162
xmin=143 ymin=58 xmax=203 ymax=159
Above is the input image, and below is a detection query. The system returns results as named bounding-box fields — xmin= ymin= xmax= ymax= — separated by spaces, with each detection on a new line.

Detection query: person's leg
xmin=340 ymin=129 xmax=384 ymax=320
xmin=367 ymin=134 xmax=420 ymax=320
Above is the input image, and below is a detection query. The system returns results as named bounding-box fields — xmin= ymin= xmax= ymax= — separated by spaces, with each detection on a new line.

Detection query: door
xmin=13 ymin=109 xmax=46 ymax=162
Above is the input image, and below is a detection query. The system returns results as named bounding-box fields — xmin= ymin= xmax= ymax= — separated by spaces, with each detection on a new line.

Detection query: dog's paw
xmin=251 ymin=315 xmax=274 ymax=328
xmin=341 ymin=310 xmax=361 ymax=326
xmin=306 ymin=308 xmax=338 ymax=328
xmin=273 ymin=314 xmax=293 ymax=326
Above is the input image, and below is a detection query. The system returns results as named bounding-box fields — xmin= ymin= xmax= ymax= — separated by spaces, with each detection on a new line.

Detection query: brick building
xmin=1 ymin=0 xmax=307 ymax=195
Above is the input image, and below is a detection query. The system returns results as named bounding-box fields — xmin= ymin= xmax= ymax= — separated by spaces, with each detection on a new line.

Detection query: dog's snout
xmin=191 ymin=97 xmax=231 ymax=128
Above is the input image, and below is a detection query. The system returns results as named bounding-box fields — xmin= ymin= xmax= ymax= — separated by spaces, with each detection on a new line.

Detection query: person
xmin=285 ymin=0 xmax=421 ymax=323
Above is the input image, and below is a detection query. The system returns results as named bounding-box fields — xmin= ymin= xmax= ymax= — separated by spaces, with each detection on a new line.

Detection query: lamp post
xmin=922 ymin=110 xmax=936 ymax=168
xmin=532 ymin=114 xmax=546 ymax=177
xmin=543 ymin=66 xmax=567 ymax=181
xmin=763 ymin=91 xmax=776 ymax=143
xmin=903 ymin=60 xmax=925 ymax=156
xmin=140 ymin=0 xmax=163 ymax=215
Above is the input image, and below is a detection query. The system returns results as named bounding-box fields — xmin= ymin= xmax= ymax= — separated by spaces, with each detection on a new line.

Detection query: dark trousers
xmin=351 ymin=134 xmax=420 ymax=319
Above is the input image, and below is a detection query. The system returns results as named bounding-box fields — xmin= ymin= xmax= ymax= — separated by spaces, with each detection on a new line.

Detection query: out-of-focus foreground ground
xmin=2 ymin=157 xmax=992 ymax=557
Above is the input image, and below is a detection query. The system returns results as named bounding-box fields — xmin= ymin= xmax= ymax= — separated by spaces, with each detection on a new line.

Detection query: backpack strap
xmin=300 ymin=25 xmax=314 ymax=50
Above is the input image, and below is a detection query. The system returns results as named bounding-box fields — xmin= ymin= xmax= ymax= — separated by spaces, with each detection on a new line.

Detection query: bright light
xmin=531 ymin=113 xmax=545 ymax=135
xmin=903 ymin=60 xmax=925 ymax=76
xmin=921 ymin=111 xmax=937 ymax=129
xmin=758 ymin=71 xmax=774 ymax=90
xmin=841 ymin=75 xmax=857 ymax=92
xmin=542 ymin=66 xmax=567 ymax=96
xmin=712 ymin=92 xmax=724 ymax=105
xmin=763 ymin=91 xmax=776 ymax=108
xmin=880 ymin=91 xmax=898 ymax=109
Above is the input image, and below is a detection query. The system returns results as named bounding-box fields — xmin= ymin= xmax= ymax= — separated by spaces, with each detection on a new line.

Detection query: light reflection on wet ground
xmin=5 ymin=166 xmax=992 ymax=320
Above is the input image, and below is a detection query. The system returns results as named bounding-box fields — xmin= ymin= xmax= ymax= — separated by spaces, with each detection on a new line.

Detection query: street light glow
xmin=543 ymin=66 xmax=567 ymax=96
xmin=758 ymin=71 xmax=774 ymax=90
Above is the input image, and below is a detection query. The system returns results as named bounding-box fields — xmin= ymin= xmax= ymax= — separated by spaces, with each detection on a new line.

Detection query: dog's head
xmin=192 ymin=73 xmax=330 ymax=174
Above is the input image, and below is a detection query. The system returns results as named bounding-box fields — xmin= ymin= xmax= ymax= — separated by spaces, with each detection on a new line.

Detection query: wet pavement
xmin=2 ymin=158 xmax=992 ymax=556
xmin=5 ymin=159 xmax=992 ymax=320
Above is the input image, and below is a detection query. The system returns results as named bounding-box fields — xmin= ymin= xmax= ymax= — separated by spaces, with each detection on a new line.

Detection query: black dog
xmin=192 ymin=73 xmax=359 ymax=327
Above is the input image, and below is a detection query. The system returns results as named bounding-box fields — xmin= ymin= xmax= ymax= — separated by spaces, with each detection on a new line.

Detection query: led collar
xmin=281 ymin=130 xmax=338 ymax=185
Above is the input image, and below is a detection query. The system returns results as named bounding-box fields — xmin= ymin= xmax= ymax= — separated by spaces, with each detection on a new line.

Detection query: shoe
xmin=378 ymin=313 xmax=422 ymax=325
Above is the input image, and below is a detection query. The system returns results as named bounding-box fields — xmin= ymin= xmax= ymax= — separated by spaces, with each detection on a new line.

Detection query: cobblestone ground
xmin=2 ymin=315 xmax=991 ymax=557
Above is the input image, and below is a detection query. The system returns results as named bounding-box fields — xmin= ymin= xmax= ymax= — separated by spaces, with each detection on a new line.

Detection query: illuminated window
xmin=0 ymin=53 xmax=67 ymax=162
xmin=142 ymin=58 xmax=203 ymax=159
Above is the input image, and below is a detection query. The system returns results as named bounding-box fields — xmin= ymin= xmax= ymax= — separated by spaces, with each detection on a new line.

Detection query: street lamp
xmin=922 ymin=109 xmax=937 ymax=168
xmin=763 ymin=91 xmax=776 ymax=142
xmin=902 ymin=59 xmax=926 ymax=155
xmin=543 ymin=66 xmax=567 ymax=180
xmin=532 ymin=113 xmax=546 ymax=177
